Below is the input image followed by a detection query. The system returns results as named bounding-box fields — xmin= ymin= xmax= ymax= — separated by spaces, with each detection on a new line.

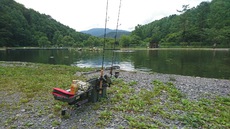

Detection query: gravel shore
xmin=119 ymin=71 xmax=230 ymax=100
xmin=1 ymin=69 xmax=229 ymax=129
xmin=63 ymin=70 xmax=230 ymax=128
xmin=83 ymin=70 xmax=230 ymax=101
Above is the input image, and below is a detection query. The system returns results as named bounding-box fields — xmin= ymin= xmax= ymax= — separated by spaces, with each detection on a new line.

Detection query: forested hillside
xmin=0 ymin=0 xmax=92 ymax=47
xmin=1 ymin=0 xmax=230 ymax=48
xmin=122 ymin=0 xmax=230 ymax=48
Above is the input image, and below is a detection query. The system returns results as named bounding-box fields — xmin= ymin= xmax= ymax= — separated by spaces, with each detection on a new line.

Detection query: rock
xmin=16 ymin=114 xmax=21 ymax=117
xmin=21 ymin=109 xmax=26 ymax=112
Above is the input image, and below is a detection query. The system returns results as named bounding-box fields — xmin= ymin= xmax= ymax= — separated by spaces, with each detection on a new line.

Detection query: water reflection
xmin=48 ymin=56 xmax=56 ymax=64
xmin=118 ymin=62 xmax=135 ymax=71
xmin=74 ymin=60 xmax=135 ymax=72
xmin=0 ymin=49 xmax=229 ymax=79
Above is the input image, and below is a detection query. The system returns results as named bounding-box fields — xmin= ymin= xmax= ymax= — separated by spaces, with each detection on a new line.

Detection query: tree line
xmin=0 ymin=0 xmax=105 ymax=47
xmin=120 ymin=0 xmax=230 ymax=48
xmin=1 ymin=0 xmax=230 ymax=48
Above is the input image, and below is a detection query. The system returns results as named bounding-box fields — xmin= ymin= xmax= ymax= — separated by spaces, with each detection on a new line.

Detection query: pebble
xmin=21 ymin=109 xmax=26 ymax=112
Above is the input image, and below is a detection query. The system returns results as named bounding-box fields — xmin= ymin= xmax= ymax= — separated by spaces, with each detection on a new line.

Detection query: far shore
xmin=1 ymin=47 xmax=229 ymax=51
xmin=121 ymin=47 xmax=230 ymax=51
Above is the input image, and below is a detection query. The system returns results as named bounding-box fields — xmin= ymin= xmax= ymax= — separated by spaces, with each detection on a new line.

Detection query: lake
xmin=0 ymin=48 xmax=230 ymax=79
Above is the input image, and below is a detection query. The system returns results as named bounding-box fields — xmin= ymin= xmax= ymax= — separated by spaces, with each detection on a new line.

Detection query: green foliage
xmin=61 ymin=36 xmax=75 ymax=47
xmin=53 ymin=104 xmax=62 ymax=112
xmin=124 ymin=115 xmax=159 ymax=128
xmin=1 ymin=0 xmax=230 ymax=48
xmin=128 ymin=80 xmax=137 ymax=86
xmin=120 ymin=35 xmax=131 ymax=47
xmin=106 ymin=78 xmax=230 ymax=128
xmin=131 ymin=0 xmax=230 ymax=48
xmin=52 ymin=120 xmax=60 ymax=127
xmin=38 ymin=36 xmax=51 ymax=47
xmin=83 ymin=36 xmax=102 ymax=47
xmin=0 ymin=62 xmax=88 ymax=104
xmin=96 ymin=110 xmax=113 ymax=127
xmin=99 ymin=110 xmax=113 ymax=120
xmin=0 ymin=0 xmax=90 ymax=47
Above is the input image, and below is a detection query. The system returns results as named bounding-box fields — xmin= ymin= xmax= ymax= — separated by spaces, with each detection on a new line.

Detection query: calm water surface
xmin=0 ymin=49 xmax=229 ymax=79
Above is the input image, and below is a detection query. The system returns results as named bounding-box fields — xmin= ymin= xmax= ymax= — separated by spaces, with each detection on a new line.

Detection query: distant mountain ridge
xmin=81 ymin=28 xmax=130 ymax=38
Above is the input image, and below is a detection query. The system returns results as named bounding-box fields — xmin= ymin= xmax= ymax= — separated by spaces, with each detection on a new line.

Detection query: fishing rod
xmin=99 ymin=0 xmax=109 ymax=95
xmin=51 ymin=0 xmax=119 ymax=108
xmin=110 ymin=0 xmax=122 ymax=77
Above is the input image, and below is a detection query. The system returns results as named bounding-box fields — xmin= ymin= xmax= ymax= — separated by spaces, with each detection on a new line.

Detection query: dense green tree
xmin=62 ymin=36 xmax=75 ymax=47
xmin=52 ymin=31 xmax=61 ymax=46
xmin=132 ymin=24 xmax=144 ymax=40
xmin=130 ymin=35 xmax=142 ymax=47
xmin=120 ymin=35 xmax=131 ymax=47
xmin=38 ymin=36 xmax=51 ymax=47
xmin=57 ymin=35 xmax=64 ymax=47
xmin=177 ymin=5 xmax=190 ymax=43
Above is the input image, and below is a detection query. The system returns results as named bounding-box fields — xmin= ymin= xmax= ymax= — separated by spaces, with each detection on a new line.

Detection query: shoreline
xmin=1 ymin=47 xmax=229 ymax=51
xmin=1 ymin=61 xmax=229 ymax=80
xmin=0 ymin=47 xmax=68 ymax=50
xmin=1 ymin=61 xmax=229 ymax=100
xmin=122 ymin=47 xmax=230 ymax=51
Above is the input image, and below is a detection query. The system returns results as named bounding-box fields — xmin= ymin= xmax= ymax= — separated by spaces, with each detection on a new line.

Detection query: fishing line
xmin=101 ymin=0 xmax=109 ymax=71
xmin=100 ymin=0 xmax=109 ymax=94
xmin=110 ymin=0 xmax=122 ymax=76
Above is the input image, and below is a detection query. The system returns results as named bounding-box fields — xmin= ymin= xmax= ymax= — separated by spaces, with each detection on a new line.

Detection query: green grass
xmin=0 ymin=61 xmax=229 ymax=128
xmin=0 ymin=62 xmax=94 ymax=127
xmin=103 ymin=79 xmax=230 ymax=128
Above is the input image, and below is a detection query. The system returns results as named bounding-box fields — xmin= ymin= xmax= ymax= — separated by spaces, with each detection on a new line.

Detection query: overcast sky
xmin=15 ymin=0 xmax=209 ymax=31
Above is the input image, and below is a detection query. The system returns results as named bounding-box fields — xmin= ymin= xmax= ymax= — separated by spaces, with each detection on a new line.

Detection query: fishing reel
xmin=100 ymin=74 xmax=112 ymax=87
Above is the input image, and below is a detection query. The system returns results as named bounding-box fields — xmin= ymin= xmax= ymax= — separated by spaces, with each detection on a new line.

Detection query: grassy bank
xmin=0 ymin=62 xmax=229 ymax=128
xmin=0 ymin=62 xmax=93 ymax=127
